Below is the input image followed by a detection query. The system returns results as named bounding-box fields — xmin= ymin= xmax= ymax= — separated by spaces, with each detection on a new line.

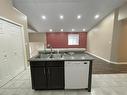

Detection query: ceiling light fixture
xmin=77 ymin=15 xmax=82 ymax=19
xmin=94 ymin=14 xmax=100 ymax=19
xmin=42 ymin=15 xmax=46 ymax=20
xmin=83 ymin=28 xmax=86 ymax=31
xmin=49 ymin=29 xmax=53 ymax=32
xmin=60 ymin=29 xmax=63 ymax=32
xmin=72 ymin=29 xmax=75 ymax=32
xmin=60 ymin=15 xmax=64 ymax=19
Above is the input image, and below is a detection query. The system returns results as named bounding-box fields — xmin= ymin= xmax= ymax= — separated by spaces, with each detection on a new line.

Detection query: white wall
xmin=29 ymin=42 xmax=44 ymax=57
xmin=87 ymin=12 xmax=115 ymax=61
xmin=110 ymin=10 xmax=120 ymax=62
xmin=119 ymin=3 xmax=127 ymax=20
xmin=29 ymin=32 xmax=46 ymax=57
xmin=117 ymin=20 xmax=127 ymax=62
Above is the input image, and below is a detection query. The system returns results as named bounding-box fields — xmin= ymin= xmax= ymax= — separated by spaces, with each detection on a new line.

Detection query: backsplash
xmin=46 ymin=32 xmax=87 ymax=48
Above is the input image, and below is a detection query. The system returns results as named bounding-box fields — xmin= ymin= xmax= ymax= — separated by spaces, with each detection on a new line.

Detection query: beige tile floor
xmin=0 ymin=68 xmax=127 ymax=95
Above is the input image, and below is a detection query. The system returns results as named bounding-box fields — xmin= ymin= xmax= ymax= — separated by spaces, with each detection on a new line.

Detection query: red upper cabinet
xmin=46 ymin=32 xmax=87 ymax=48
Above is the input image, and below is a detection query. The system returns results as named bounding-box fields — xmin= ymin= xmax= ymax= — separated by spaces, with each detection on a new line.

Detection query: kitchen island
xmin=29 ymin=52 xmax=94 ymax=92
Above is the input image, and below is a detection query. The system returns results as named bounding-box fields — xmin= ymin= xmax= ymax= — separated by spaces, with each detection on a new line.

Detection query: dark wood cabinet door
xmin=32 ymin=67 xmax=47 ymax=90
xmin=47 ymin=67 xmax=64 ymax=89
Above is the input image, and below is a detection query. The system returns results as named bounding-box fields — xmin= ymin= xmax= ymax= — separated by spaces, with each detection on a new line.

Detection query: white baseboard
xmin=86 ymin=51 xmax=126 ymax=64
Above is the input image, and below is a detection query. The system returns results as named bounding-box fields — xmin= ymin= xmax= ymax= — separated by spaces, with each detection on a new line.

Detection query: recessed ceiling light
xmin=77 ymin=15 xmax=82 ymax=19
xmin=83 ymin=28 xmax=86 ymax=31
xmin=94 ymin=14 xmax=100 ymax=19
xmin=42 ymin=15 xmax=46 ymax=20
xmin=49 ymin=29 xmax=53 ymax=32
xmin=60 ymin=15 xmax=64 ymax=19
xmin=60 ymin=29 xmax=63 ymax=32
xmin=72 ymin=29 xmax=75 ymax=32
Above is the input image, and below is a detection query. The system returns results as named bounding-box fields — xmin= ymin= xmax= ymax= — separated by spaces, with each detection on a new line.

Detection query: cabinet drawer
xmin=30 ymin=61 xmax=46 ymax=67
xmin=46 ymin=61 xmax=64 ymax=67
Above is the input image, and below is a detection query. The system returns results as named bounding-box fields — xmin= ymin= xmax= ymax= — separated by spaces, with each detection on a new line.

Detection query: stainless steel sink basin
xmin=36 ymin=54 xmax=49 ymax=58
xmin=48 ymin=54 xmax=63 ymax=58
xmin=36 ymin=53 xmax=64 ymax=59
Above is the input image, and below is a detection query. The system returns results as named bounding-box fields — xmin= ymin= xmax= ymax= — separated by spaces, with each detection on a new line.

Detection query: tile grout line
xmin=0 ymin=69 xmax=26 ymax=88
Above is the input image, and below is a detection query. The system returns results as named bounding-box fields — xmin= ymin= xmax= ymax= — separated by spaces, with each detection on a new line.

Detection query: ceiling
xmin=12 ymin=0 xmax=126 ymax=32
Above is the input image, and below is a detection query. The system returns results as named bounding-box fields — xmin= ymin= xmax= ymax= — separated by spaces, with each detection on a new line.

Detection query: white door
xmin=65 ymin=61 xmax=89 ymax=89
xmin=5 ymin=21 xmax=25 ymax=76
xmin=0 ymin=20 xmax=10 ymax=86
xmin=0 ymin=19 xmax=25 ymax=87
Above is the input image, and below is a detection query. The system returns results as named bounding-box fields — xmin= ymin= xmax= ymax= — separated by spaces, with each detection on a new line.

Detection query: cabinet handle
xmin=84 ymin=62 xmax=87 ymax=64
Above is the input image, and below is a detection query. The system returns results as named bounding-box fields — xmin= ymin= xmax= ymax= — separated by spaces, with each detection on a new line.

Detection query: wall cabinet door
xmin=47 ymin=67 xmax=64 ymax=89
xmin=31 ymin=67 xmax=47 ymax=90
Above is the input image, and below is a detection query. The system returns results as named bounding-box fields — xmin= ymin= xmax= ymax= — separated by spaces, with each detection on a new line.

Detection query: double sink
xmin=36 ymin=51 xmax=76 ymax=59
xmin=36 ymin=53 xmax=65 ymax=59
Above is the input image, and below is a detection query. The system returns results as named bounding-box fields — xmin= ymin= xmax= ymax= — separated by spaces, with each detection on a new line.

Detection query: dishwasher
xmin=65 ymin=61 xmax=89 ymax=89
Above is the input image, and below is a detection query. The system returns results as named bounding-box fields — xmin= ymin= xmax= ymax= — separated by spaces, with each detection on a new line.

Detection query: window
xmin=68 ymin=34 xmax=79 ymax=45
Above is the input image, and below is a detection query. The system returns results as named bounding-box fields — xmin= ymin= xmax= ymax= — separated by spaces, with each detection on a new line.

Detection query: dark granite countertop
xmin=29 ymin=53 xmax=94 ymax=61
